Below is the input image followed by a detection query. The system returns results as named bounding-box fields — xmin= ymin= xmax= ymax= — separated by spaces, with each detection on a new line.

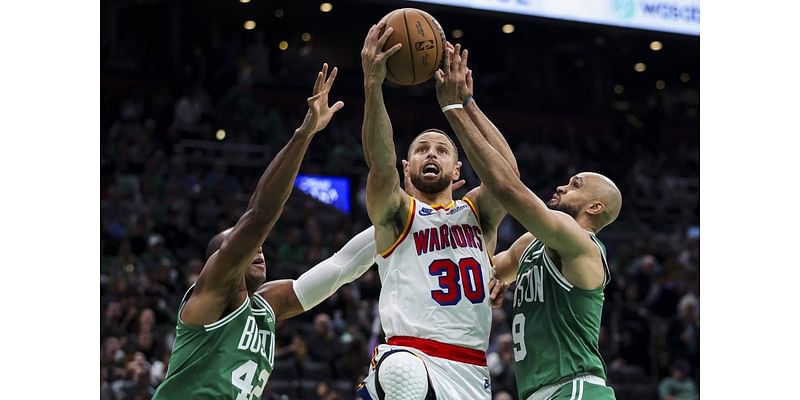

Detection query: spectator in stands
xmin=487 ymin=333 xmax=516 ymax=396
xmin=306 ymin=313 xmax=342 ymax=368
xmin=667 ymin=296 xmax=700 ymax=374
xmin=658 ymin=359 xmax=698 ymax=400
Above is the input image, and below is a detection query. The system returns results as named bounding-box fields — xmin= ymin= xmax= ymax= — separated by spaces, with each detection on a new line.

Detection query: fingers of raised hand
xmin=324 ymin=66 xmax=338 ymax=91
xmin=330 ymin=100 xmax=345 ymax=113
xmin=307 ymin=92 xmax=321 ymax=105
xmin=443 ymin=45 xmax=452 ymax=73
xmin=451 ymin=44 xmax=462 ymax=73
xmin=376 ymin=27 xmax=394 ymax=50
xmin=313 ymin=69 xmax=324 ymax=95
xmin=434 ymin=69 xmax=445 ymax=85
xmin=384 ymin=43 xmax=402 ymax=58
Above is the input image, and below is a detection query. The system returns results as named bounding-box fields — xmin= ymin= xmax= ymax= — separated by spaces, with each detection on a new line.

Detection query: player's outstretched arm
xmin=445 ymin=42 xmax=520 ymax=179
xmin=257 ymin=227 xmax=377 ymax=321
xmin=182 ymin=64 xmax=344 ymax=325
xmin=444 ymin=43 xmax=520 ymax=255
xmin=361 ymin=22 xmax=411 ymax=251
xmin=435 ymin=47 xmax=592 ymax=259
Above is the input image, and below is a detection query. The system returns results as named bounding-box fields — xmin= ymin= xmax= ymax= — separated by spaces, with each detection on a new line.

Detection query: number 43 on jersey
xmin=231 ymin=360 xmax=269 ymax=400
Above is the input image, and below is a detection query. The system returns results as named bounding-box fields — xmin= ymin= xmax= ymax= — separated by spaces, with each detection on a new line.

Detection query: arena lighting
xmin=274 ymin=9 xmax=284 ymax=18
xmin=301 ymin=32 xmax=312 ymax=42
xmin=502 ymin=24 xmax=515 ymax=33
xmin=656 ymin=80 xmax=666 ymax=89
xmin=239 ymin=0 xmax=250 ymax=3
xmin=320 ymin=2 xmax=333 ymax=12
xmin=634 ymin=62 xmax=647 ymax=72
xmin=614 ymin=84 xmax=624 ymax=94
xmin=215 ymin=129 xmax=226 ymax=140
xmin=650 ymin=41 xmax=663 ymax=51
xmin=452 ymin=29 xmax=463 ymax=39
xmin=408 ymin=0 xmax=699 ymax=36
xmin=243 ymin=20 xmax=256 ymax=30
xmin=680 ymin=73 xmax=691 ymax=82
xmin=279 ymin=41 xmax=289 ymax=50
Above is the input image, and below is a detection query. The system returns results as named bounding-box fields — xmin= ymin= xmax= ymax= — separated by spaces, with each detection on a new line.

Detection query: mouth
xmin=548 ymin=194 xmax=559 ymax=204
xmin=252 ymin=257 xmax=266 ymax=270
xmin=422 ymin=163 xmax=440 ymax=177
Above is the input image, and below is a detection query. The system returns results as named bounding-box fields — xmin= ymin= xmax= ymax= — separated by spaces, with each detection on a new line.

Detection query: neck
xmin=576 ymin=214 xmax=600 ymax=233
xmin=408 ymin=187 xmax=454 ymax=207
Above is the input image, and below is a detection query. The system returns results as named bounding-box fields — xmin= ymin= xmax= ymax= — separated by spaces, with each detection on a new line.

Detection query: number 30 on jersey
xmin=428 ymin=257 xmax=486 ymax=306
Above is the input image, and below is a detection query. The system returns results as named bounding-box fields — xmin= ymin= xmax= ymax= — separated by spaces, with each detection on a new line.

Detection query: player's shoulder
xmin=513 ymin=232 xmax=538 ymax=255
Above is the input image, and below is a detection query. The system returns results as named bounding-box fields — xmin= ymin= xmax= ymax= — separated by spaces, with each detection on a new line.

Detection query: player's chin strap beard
xmin=411 ymin=173 xmax=451 ymax=194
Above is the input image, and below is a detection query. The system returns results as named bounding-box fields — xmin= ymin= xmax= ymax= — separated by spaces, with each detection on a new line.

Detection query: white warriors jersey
xmin=375 ymin=197 xmax=494 ymax=351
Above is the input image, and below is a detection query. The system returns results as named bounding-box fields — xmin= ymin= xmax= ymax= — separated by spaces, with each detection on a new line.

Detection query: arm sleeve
xmin=292 ymin=226 xmax=377 ymax=311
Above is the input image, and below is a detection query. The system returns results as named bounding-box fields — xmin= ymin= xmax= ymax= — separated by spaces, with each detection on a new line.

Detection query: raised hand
xmin=435 ymin=42 xmax=469 ymax=107
xmin=297 ymin=63 xmax=345 ymax=137
xmin=444 ymin=42 xmax=473 ymax=101
xmin=361 ymin=21 xmax=403 ymax=86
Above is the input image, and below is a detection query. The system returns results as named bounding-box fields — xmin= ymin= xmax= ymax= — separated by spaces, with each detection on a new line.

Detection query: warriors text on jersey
xmin=152 ymin=286 xmax=276 ymax=400
xmin=512 ymin=233 xmax=611 ymax=398
xmin=375 ymin=197 xmax=493 ymax=352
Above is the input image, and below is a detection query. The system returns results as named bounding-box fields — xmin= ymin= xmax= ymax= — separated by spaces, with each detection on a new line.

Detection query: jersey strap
xmin=462 ymin=196 xmax=481 ymax=226
xmin=387 ymin=336 xmax=487 ymax=366
xmin=379 ymin=198 xmax=416 ymax=258
xmin=588 ymin=234 xmax=612 ymax=287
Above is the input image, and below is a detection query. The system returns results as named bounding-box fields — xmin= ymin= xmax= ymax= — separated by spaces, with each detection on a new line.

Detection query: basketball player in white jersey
xmin=357 ymin=22 xmax=517 ymax=400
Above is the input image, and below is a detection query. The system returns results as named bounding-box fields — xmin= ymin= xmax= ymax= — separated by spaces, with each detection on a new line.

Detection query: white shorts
xmin=357 ymin=343 xmax=492 ymax=400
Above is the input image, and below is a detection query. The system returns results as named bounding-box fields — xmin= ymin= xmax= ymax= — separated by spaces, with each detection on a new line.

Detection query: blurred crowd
xmin=101 ymin=6 xmax=699 ymax=399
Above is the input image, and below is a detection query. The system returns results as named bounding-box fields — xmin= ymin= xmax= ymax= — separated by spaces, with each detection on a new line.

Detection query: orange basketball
xmin=380 ymin=8 xmax=446 ymax=86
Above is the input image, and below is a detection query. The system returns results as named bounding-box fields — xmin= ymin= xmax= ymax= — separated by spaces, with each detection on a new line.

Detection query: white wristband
xmin=441 ymin=103 xmax=464 ymax=113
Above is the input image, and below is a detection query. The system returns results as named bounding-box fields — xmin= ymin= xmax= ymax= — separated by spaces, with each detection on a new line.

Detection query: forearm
xmin=292 ymin=226 xmax=377 ymax=311
xmin=464 ymin=100 xmax=520 ymax=177
xmin=362 ymin=85 xmax=398 ymax=173
xmin=448 ymin=112 xmax=577 ymax=250
xmin=247 ymin=132 xmax=314 ymax=216
xmin=362 ymin=84 xmax=404 ymax=224
xmin=443 ymin=109 xmax=520 ymax=197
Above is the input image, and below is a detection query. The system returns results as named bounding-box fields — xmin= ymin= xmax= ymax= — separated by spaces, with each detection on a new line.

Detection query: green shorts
xmin=549 ymin=378 xmax=616 ymax=400
xmin=527 ymin=375 xmax=616 ymax=400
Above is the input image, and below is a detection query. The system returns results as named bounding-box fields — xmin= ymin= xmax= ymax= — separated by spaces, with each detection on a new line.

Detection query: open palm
xmin=298 ymin=63 xmax=345 ymax=136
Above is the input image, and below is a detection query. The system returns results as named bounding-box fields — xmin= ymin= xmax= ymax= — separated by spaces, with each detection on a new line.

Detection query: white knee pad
xmin=377 ymin=351 xmax=430 ymax=400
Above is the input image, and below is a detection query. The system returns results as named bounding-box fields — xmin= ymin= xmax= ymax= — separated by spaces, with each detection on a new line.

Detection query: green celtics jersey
xmin=153 ymin=286 xmax=276 ymax=400
xmin=511 ymin=233 xmax=611 ymax=398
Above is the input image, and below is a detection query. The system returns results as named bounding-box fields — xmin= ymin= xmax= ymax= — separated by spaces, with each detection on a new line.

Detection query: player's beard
xmin=410 ymin=171 xmax=452 ymax=194
xmin=547 ymin=200 xmax=581 ymax=219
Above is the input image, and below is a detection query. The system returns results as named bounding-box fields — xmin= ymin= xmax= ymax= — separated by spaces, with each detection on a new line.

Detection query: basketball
xmin=380 ymin=8 xmax=446 ymax=86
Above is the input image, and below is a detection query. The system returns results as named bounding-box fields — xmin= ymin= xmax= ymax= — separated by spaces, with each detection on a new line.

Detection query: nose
xmin=556 ymin=185 xmax=567 ymax=194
